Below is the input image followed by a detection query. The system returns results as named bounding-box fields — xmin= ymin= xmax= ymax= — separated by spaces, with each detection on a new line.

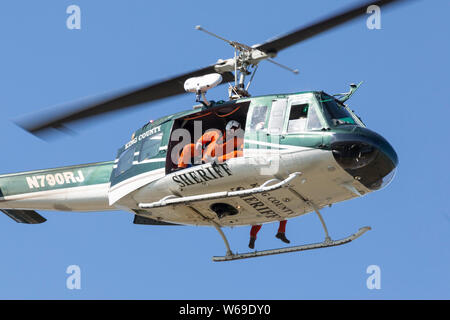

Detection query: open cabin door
xmin=166 ymin=101 xmax=251 ymax=174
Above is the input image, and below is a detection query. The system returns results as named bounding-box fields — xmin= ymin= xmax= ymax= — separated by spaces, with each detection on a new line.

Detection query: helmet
xmin=225 ymin=120 xmax=241 ymax=134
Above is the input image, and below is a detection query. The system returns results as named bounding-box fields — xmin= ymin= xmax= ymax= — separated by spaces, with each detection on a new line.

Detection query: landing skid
xmin=212 ymin=226 xmax=371 ymax=262
xmin=205 ymin=173 xmax=372 ymax=262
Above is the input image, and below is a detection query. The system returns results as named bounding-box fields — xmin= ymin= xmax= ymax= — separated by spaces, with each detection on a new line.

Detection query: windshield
xmin=320 ymin=93 xmax=359 ymax=126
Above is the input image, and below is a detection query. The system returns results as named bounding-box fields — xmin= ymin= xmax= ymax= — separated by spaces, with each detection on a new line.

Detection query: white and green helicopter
xmin=0 ymin=0 xmax=403 ymax=261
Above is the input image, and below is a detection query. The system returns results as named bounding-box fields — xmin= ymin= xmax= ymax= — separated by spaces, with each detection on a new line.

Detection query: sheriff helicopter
xmin=0 ymin=0 xmax=403 ymax=261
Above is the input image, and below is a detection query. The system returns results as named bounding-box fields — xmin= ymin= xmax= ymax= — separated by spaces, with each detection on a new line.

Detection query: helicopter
xmin=0 ymin=0 xmax=405 ymax=261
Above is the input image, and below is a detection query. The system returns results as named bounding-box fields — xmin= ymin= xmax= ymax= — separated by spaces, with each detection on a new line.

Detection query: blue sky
xmin=0 ymin=0 xmax=448 ymax=299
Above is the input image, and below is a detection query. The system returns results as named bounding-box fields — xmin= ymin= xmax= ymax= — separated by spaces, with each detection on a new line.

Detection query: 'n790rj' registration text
xmin=25 ymin=170 xmax=85 ymax=189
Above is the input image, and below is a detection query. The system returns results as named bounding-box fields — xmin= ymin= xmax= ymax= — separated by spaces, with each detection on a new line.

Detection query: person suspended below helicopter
xmin=248 ymin=220 xmax=290 ymax=249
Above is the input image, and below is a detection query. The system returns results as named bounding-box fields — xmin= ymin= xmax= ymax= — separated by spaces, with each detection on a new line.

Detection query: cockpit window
xmin=320 ymin=94 xmax=357 ymax=126
xmin=289 ymin=103 xmax=309 ymax=120
xmin=287 ymin=103 xmax=308 ymax=133
xmin=286 ymin=102 xmax=323 ymax=133
xmin=115 ymin=146 xmax=135 ymax=176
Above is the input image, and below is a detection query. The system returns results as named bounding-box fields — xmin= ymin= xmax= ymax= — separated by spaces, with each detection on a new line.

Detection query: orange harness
xmin=217 ymin=136 xmax=244 ymax=163
xmin=177 ymin=131 xmax=244 ymax=168
xmin=177 ymin=130 xmax=223 ymax=168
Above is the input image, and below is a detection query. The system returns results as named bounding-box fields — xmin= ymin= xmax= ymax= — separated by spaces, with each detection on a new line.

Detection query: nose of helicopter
xmin=330 ymin=127 xmax=398 ymax=191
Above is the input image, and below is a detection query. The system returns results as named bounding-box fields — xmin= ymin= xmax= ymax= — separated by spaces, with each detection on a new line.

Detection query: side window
xmin=287 ymin=103 xmax=309 ymax=133
xmin=268 ymin=99 xmax=287 ymax=134
xmin=249 ymin=105 xmax=268 ymax=131
xmin=139 ymin=133 xmax=162 ymax=162
xmin=115 ymin=146 xmax=136 ymax=176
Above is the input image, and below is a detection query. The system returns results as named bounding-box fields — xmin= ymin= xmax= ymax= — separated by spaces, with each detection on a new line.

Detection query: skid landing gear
xmin=212 ymin=192 xmax=371 ymax=262
xmin=212 ymin=227 xmax=371 ymax=262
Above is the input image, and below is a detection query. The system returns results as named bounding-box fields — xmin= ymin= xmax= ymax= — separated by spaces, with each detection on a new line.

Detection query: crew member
xmin=178 ymin=120 xmax=244 ymax=168
xmin=217 ymin=120 xmax=244 ymax=163
xmin=177 ymin=129 xmax=223 ymax=168
xmin=200 ymin=129 xmax=223 ymax=163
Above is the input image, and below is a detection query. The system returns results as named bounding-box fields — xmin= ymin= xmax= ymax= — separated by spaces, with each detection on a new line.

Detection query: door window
xmin=268 ymin=99 xmax=287 ymax=134
xmin=287 ymin=103 xmax=309 ymax=133
xmin=286 ymin=97 xmax=324 ymax=133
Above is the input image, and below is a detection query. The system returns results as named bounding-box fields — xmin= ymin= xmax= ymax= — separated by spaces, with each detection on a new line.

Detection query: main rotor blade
xmin=255 ymin=0 xmax=409 ymax=54
xmin=18 ymin=66 xmax=234 ymax=136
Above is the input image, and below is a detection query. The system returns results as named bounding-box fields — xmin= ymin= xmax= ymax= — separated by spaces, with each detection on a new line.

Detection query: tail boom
xmin=0 ymin=161 xmax=115 ymax=212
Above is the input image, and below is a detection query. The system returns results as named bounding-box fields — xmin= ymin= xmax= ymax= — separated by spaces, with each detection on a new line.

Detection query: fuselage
xmin=0 ymin=91 xmax=398 ymax=227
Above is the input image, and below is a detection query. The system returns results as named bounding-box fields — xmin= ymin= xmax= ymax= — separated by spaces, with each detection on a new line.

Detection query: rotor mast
xmin=195 ymin=25 xmax=299 ymax=100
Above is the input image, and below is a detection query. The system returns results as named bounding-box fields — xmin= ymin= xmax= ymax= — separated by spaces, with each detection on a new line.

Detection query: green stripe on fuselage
xmin=0 ymin=161 xmax=114 ymax=197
